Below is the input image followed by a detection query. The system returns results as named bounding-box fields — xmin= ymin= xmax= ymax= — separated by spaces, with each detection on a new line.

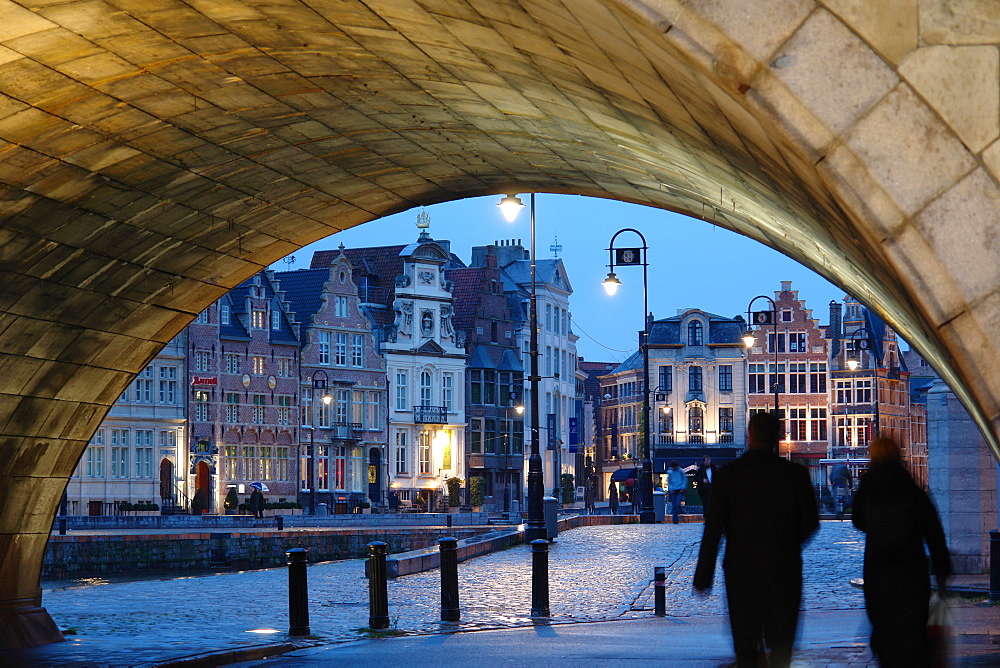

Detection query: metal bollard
xmin=439 ymin=537 xmax=460 ymax=621
xmin=286 ymin=547 xmax=310 ymax=636
xmin=654 ymin=566 xmax=666 ymax=616
xmin=58 ymin=518 xmax=67 ymax=536
xmin=991 ymin=530 xmax=1000 ymax=602
xmin=446 ymin=513 xmax=453 ymax=528
xmin=368 ymin=541 xmax=390 ymax=629
xmin=530 ymin=539 xmax=550 ymax=618
xmin=276 ymin=515 xmax=284 ymax=531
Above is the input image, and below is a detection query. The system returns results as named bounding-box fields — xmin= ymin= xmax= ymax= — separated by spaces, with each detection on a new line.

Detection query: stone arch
xmin=2 ymin=0 xmax=1000 ymax=650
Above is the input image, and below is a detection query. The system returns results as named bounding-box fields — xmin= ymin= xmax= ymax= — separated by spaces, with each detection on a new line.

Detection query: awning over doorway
xmin=609 ymin=468 xmax=639 ymax=482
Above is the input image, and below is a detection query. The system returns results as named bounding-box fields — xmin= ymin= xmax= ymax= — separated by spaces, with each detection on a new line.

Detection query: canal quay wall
xmin=43 ymin=513 xmax=644 ymax=579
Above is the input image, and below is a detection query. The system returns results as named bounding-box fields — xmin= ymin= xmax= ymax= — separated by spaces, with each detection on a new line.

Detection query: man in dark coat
xmin=694 ymin=455 xmax=717 ymax=515
xmin=852 ymin=436 xmax=950 ymax=666
xmin=694 ymin=412 xmax=819 ymax=667
xmin=248 ymin=488 xmax=265 ymax=518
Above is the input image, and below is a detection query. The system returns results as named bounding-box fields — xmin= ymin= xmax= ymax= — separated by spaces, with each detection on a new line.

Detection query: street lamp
xmin=847 ymin=326 xmax=879 ymax=442
xmin=602 ymin=228 xmax=655 ymax=524
xmin=497 ymin=193 xmax=545 ymax=542
xmin=309 ymin=369 xmax=332 ymax=516
xmin=744 ymin=295 xmax=780 ymax=413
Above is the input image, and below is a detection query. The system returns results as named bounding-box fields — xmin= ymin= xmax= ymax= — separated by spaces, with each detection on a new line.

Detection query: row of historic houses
xmin=592 ymin=282 xmax=920 ymax=500
xmin=67 ymin=228 xmax=920 ymax=517
xmin=67 ymin=227 xmax=579 ymax=515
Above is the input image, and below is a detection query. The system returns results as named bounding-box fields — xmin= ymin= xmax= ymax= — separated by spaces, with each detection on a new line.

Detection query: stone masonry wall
xmin=43 ymin=527 xmax=488 ymax=579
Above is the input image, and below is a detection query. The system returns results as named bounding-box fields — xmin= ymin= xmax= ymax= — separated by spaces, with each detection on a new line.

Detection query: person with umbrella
xmin=248 ymin=481 xmax=267 ymax=518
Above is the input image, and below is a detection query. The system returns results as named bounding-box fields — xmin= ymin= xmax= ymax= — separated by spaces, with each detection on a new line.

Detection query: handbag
xmin=927 ymin=591 xmax=952 ymax=668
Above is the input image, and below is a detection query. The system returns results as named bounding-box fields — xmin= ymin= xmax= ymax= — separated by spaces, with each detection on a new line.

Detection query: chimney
xmin=829 ymin=300 xmax=842 ymax=361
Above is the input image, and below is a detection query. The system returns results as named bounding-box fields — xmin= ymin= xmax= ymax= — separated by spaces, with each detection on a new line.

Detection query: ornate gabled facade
xmin=455 ymin=245 xmax=525 ymax=512
xmin=187 ymin=272 xmax=301 ymax=513
xmin=275 ymin=253 xmax=388 ymax=512
xmin=315 ymin=229 xmax=466 ymax=510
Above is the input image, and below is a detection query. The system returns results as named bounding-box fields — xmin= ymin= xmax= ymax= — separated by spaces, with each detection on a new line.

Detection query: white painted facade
xmin=385 ymin=235 xmax=466 ymax=510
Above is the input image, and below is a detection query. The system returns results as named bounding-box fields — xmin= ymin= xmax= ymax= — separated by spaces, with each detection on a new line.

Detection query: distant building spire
xmin=550 ymin=234 xmax=562 ymax=258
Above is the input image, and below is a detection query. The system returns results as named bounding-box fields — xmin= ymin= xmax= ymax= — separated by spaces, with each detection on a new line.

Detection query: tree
xmin=446 ymin=477 xmax=462 ymax=507
xmin=223 ymin=487 xmax=239 ymax=514
xmin=561 ymin=473 xmax=576 ymax=504
xmin=191 ymin=487 xmax=208 ymax=515
xmin=470 ymin=476 xmax=485 ymax=508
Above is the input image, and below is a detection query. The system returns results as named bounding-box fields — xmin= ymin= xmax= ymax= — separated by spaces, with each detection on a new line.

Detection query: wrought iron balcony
xmin=413 ymin=405 xmax=448 ymax=424
xmin=331 ymin=422 xmax=363 ymax=440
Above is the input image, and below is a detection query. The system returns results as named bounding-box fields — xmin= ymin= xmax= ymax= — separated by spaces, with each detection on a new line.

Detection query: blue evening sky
xmin=271 ymin=194 xmax=849 ymax=364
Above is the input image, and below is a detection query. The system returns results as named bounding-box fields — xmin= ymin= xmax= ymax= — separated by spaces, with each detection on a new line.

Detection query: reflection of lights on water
xmin=247 ymin=628 xmax=281 ymax=634
xmin=834 ymin=541 xmax=859 ymax=545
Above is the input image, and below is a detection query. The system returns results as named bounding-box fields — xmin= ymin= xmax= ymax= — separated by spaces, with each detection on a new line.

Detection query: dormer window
xmin=271 ymin=309 xmax=281 ymax=331
xmin=688 ymin=320 xmax=703 ymax=346
xmin=220 ymin=304 xmax=230 ymax=325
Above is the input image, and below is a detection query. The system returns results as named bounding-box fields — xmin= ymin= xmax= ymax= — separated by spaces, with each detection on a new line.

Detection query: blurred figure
xmin=608 ymin=482 xmax=619 ymax=515
xmin=852 ymin=436 xmax=950 ymax=667
xmin=695 ymin=455 xmax=717 ymax=515
xmin=666 ymin=461 xmax=686 ymax=524
xmin=694 ymin=412 xmax=819 ymax=667
xmin=829 ymin=462 xmax=853 ymax=520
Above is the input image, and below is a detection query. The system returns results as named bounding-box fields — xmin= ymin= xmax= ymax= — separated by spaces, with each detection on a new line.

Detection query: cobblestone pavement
xmin=43 ymin=521 xmax=866 ymax=649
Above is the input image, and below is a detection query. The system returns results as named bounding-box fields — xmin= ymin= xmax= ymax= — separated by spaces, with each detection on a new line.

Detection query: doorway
xmin=196 ymin=460 xmax=211 ymax=513
xmin=368 ymin=447 xmax=381 ymax=504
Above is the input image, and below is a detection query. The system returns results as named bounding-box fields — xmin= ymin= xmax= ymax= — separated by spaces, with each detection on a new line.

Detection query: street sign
xmin=751 ymin=310 xmax=772 ymax=325
xmin=615 ymin=248 xmax=643 ymax=266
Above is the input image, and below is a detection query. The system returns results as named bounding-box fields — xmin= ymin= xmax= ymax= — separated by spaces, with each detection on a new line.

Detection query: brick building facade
xmin=745 ymin=281 xmax=831 ymax=484
xmin=187 ymin=272 xmax=301 ymax=513
xmin=276 ymin=252 xmax=388 ymax=512
xmin=453 ymin=245 xmax=525 ymax=512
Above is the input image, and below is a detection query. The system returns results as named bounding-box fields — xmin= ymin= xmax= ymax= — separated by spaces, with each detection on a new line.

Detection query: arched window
xmin=420 ymin=371 xmax=432 ymax=406
xmin=688 ymin=320 xmax=703 ymax=346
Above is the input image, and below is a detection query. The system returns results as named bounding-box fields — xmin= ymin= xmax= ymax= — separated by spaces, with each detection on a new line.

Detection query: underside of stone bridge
xmin=1 ymin=0 xmax=998 ymax=649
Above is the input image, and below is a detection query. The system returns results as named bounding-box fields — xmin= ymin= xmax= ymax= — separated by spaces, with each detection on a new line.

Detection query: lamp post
xmin=498 ymin=193 xmax=545 ymax=542
xmin=743 ymin=296 xmax=780 ymax=413
xmin=602 ymin=228 xmax=655 ymax=524
xmin=847 ymin=326 xmax=879 ymax=443
xmin=309 ymin=369 xmax=332 ymax=516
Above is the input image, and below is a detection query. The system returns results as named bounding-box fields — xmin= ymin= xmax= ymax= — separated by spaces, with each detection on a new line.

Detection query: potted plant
xmin=191 ymin=488 xmax=208 ymax=515
xmin=223 ymin=488 xmax=239 ymax=515
xmin=359 ymin=500 xmax=372 ymax=514
xmin=446 ymin=477 xmax=462 ymax=512
xmin=470 ymin=476 xmax=485 ymax=512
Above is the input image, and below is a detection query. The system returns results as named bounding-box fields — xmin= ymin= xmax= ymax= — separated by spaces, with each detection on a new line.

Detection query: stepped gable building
xmin=67 ymin=333 xmax=188 ymax=516
xmin=645 ymin=309 xmax=748 ymax=470
xmin=275 ymin=252 xmax=388 ymax=511
xmin=745 ymin=281 xmax=831 ymax=484
xmin=455 ymin=244 xmax=525 ymax=513
xmin=494 ymin=239 xmax=578 ymax=497
xmin=312 ymin=229 xmax=466 ymax=511
xmin=187 ymin=272 xmax=301 ymax=513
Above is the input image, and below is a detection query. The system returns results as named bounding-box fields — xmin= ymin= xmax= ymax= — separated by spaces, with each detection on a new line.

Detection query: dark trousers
xmin=668 ymin=490 xmax=683 ymax=523
xmin=725 ymin=568 xmax=801 ymax=667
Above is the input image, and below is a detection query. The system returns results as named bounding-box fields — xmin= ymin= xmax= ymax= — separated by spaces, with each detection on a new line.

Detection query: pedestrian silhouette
xmin=694 ymin=412 xmax=819 ymax=667
xmin=608 ymin=482 xmax=619 ymax=515
xmin=695 ymin=455 xmax=716 ymax=515
xmin=852 ymin=436 xmax=950 ymax=666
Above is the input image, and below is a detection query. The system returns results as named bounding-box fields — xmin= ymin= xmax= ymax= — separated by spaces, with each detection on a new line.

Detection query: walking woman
xmin=852 ymin=436 xmax=950 ymax=666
